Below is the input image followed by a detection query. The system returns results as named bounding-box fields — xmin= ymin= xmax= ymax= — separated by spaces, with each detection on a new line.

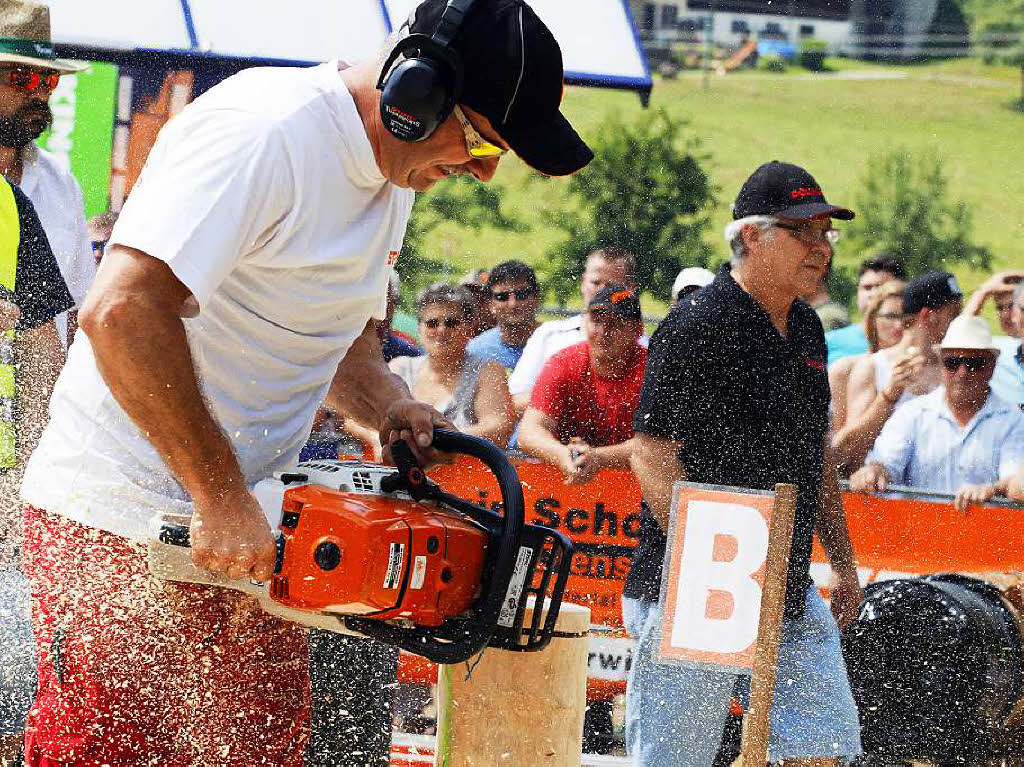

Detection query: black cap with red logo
xmin=732 ymin=161 xmax=855 ymax=221
xmin=588 ymin=284 xmax=642 ymax=321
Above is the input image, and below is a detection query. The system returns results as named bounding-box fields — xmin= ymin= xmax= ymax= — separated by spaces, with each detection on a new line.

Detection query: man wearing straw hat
xmin=0 ymin=0 xmax=95 ymax=347
xmin=851 ymin=314 xmax=1024 ymax=512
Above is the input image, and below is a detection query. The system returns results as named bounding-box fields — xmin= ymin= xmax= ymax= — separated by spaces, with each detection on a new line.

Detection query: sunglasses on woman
xmin=422 ymin=316 xmax=464 ymax=330
xmin=2 ymin=68 xmax=60 ymax=93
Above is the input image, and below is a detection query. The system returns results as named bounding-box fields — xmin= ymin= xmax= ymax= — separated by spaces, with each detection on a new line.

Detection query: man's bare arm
xmin=80 ymin=245 xmax=277 ymax=580
xmin=817 ymin=439 xmax=862 ymax=628
xmin=14 ymin=319 xmax=65 ymax=464
xmin=326 ymin=321 xmax=449 ymax=462
xmin=630 ymin=432 xmax=687 ymax=531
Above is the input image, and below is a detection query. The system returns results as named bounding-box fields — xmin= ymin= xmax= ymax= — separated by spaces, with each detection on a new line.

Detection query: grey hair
xmin=723 ymin=215 xmax=777 ymax=267
xmin=1013 ymin=281 xmax=1024 ymax=308
xmin=416 ymin=282 xmax=475 ymax=319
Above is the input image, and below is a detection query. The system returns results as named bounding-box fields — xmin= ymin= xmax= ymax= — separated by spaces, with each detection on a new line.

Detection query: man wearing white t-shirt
xmin=19 ymin=0 xmax=593 ymax=763
xmin=508 ymin=246 xmax=641 ymax=415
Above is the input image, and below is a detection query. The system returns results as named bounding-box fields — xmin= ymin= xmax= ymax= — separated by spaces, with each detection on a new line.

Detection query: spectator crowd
xmin=316 ymin=246 xmax=1024 ymax=513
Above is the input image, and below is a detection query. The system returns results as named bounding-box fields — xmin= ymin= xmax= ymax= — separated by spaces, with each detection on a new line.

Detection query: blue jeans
xmin=0 ymin=558 xmax=36 ymax=736
xmin=623 ymin=586 xmax=861 ymax=765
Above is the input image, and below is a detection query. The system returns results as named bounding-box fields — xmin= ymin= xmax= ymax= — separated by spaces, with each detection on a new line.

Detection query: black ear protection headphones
xmin=377 ymin=0 xmax=478 ymax=142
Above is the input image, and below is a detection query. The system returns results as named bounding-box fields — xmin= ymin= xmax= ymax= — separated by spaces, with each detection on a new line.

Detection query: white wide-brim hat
xmin=938 ymin=315 xmax=1000 ymax=353
xmin=0 ymin=1 xmax=86 ymax=74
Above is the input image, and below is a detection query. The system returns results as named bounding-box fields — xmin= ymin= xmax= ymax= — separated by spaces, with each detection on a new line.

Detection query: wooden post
xmin=434 ymin=601 xmax=590 ymax=767
xmin=739 ymin=483 xmax=798 ymax=765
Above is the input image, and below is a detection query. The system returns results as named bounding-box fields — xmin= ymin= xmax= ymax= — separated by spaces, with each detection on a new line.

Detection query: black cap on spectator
xmin=588 ymin=284 xmax=641 ymax=321
xmin=903 ymin=271 xmax=963 ymax=315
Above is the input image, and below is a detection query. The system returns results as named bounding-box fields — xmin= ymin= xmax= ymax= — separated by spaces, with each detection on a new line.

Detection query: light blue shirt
xmin=466 ymin=326 xmax=525 ymax=372
xmin=868 ymin=387 xmax=1024 ymax=493
xmin=991 ymin=335 xmax=1024 ymax=409
xmin=825 ymin=322 xmax=868 ymax=367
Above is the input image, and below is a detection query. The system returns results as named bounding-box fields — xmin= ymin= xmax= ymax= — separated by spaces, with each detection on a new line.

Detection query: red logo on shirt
xmin=387 ymin=250 xmax=400 ymax=267
xmin=804 ymin=357 xmax=825 ymax=371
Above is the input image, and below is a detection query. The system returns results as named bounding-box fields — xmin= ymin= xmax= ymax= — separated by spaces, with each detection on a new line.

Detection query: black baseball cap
xmin=903 ymin=271 xmax=963 ymax=315
xmin=408 ymin=0 xmax=593 ymax=176
xmin=732 ymin=161 xmax=854 ymax=221
xmin=588 ymin=284 xmax=642 ymax=321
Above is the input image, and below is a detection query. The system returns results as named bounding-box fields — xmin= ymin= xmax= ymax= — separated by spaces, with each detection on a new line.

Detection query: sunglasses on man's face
xmin=491 ymin=287 xmax=535 ymax=302
xmin=2 ymin=68 xmax=60 ymax=93
xmin=422 ymin=316 xmax=464 ymax=330
xmin=942 ymin=355 xmax=992 ymax=373
xmin=453 ymin=105 xmax=507 ymax=160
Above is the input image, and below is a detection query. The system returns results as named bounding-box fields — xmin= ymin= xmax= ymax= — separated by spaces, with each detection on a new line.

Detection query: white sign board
xmin=657 ymin=483 xmax=775 ymax=673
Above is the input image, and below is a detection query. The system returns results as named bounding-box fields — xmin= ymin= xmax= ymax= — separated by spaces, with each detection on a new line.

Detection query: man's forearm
xmin=631 ymin=433 xmax=686 ymax=530
xmin=15 ymin=321 xmax=65 ymax=464
xmin=326 ymin=324 xmax=413 ymax=431
xmin=817 ymin=449 xmax=857 ymax=576
xmin=517 ymin=416 xmax=567 ymax=467
xmin=594 ymin=438 xmax=635 ymax=470
xmin=83 ymin=299 xmax=245 ymax=504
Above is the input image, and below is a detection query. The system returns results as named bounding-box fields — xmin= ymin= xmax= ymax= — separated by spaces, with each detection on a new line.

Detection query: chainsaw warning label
xmin=410 ymin=555 xmax=427 ymax=590
xmin=498 ymin=546 xmax=534 ymax=628
xmin=383 ymin=543 xmax=404 ymax=589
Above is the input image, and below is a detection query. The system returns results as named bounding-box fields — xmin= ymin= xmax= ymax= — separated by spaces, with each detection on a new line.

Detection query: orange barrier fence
xmin=395 ymin=456 xmax=1024 ymax=699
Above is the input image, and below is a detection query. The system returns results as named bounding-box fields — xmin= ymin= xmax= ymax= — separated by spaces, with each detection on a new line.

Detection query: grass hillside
xmin=417 ymin=58 xmax=1023 ymax=312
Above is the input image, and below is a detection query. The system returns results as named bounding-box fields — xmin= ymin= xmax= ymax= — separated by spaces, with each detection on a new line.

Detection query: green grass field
xmin=418 ymin=59 xmax=1023 ymax=312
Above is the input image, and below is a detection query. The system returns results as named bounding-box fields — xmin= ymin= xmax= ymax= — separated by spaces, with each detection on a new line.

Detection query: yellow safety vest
xmin=0 ymin=177 xmax=20 ymax=469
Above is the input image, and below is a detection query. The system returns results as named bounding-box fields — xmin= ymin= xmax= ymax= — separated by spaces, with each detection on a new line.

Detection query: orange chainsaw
xmin=148 ymin=430 xmax=573 ymax=664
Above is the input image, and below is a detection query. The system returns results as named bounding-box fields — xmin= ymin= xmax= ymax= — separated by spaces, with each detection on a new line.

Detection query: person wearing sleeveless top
xmin=387 ymin=283 xmax=514 ymax=455
xmin=829 ymin=280 xmax=906 ymax=435
xmin=833 ymin=271 xmax=963 ymax=472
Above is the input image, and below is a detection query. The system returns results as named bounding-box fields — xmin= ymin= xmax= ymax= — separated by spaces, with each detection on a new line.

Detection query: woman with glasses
xmin=389 ymin=283 xmax=514 ymax=451
xmin=829 ymin=280 xmax=907 ymax=436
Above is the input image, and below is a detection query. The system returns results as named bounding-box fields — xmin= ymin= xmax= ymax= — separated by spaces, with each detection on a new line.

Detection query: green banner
xmin=36 ymin=61 xmax=118 ymax=217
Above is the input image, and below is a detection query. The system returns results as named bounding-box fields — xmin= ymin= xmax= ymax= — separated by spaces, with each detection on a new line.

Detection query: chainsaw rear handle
xmin=353 ymin=429 xmax=527 ymax=663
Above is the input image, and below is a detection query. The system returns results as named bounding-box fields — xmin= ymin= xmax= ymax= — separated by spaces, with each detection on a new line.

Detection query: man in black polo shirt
xmin=623 ymin=161 xmax=862 ymax=766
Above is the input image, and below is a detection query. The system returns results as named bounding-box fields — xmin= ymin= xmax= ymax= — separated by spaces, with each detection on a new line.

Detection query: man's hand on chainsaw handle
xmin=190 ymin=488 xmax=278 ymax=582
xmin=380 ymin=398 xmax=455 ymax=468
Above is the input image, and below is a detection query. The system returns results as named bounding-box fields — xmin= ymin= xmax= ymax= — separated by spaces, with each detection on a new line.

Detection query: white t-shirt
xmin=508 ymin=315 xmax=585 ymax=396
xmin=18 ymin=144 xmax=96 ymax=345
xmin=22 ymin=62 xmax=415 ymax=541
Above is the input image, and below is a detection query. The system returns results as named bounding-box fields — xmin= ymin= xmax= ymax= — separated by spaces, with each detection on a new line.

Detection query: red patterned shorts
xmin=20 ymin=505 xmax=310 ymax=766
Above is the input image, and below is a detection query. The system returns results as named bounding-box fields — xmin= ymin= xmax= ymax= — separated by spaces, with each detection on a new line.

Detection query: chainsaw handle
xmin=373 ymin=428 xmax=526 ymax=663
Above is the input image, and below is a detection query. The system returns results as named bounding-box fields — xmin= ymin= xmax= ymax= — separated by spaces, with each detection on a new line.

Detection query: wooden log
xmin=434 ymin=601 xmax=591 ymax=767
xmin=739 ymin=483 xmax=798 ymax=765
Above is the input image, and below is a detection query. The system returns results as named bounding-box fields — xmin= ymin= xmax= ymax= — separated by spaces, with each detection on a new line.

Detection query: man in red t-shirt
xmin=518 ymin=283 xmax=647 ymax=483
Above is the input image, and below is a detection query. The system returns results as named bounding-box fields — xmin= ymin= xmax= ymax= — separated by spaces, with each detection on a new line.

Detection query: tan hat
xmin=938 ymin=315 xmax=1000 ymax=353
xmin=0 ymin=0 xmax=85 ymax=74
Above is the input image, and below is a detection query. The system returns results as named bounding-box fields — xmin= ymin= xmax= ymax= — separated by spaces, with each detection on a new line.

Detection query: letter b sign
xmin=657 ymin=485 xmax=775 ymax=671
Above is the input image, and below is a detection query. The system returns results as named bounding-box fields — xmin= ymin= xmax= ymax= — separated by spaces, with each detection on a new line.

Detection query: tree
xmin=543 ymin=109 xmax=716 ymax=303
xmin=847 ymin=149 xmax=992 ymax=277
xmin=398 ymin=176 xmax=527 ymax=298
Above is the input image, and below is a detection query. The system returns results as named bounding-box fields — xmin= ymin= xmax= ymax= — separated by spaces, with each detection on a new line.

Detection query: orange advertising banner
xmin=415 ymin=457 xmax=1024 ymax=694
